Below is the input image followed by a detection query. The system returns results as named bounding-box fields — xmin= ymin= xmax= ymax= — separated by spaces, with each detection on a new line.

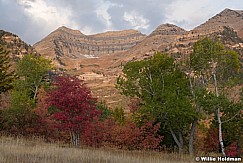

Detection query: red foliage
xmin=102 ymin=118 xmax=163 ymax=150
xmin=46 ymin=76 xmax=101 ymax=135
xmin=139 ymin=120 xmax=163 ymax=149
xmin=225 ymin=142 xmax=238 ymax=157
xmin=34 ymin=87 xmax=59 ymax=141
xmin=204 ymin=127 xmax=225 ymax=153
xmin=81 ymin=118 xmax=104 ymax=147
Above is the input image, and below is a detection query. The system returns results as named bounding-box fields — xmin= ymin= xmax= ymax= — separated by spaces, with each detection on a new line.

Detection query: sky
xmin=0 ymin=0 xmax=243 ymax=45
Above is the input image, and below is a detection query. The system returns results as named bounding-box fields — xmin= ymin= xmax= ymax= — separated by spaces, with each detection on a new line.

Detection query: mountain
xmin=155 ymin=8 xmax=243 ymax=61
xmin=0 ymin=30 xmax=38 ymax=61
xmin=120 ymin=23 xmax=187 ymax=62
xmin=193 ymin=8 xmax=243 ymax=38
xmin=122 ymin=8 xmax=243 ymax=62
xmin=33 ymin=26 xmax=146 ymax=67
xmin=9 ymin=8 xmax=243 ymax=107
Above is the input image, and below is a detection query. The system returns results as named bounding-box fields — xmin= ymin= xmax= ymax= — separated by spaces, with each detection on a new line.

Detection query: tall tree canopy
xmin=189 ymin=37 xmax=241 ymax=156
xmin=16 ymin=54 xmax=53 ymax=100
xmin=117 ymin=52 xmax=198 ymax=153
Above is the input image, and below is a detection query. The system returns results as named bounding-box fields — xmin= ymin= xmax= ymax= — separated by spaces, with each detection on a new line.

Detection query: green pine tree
xmin=0 ymin=45 xmax=15 ymax=94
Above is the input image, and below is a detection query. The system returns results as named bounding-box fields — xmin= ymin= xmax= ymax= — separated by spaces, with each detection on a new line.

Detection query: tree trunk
xmin=188 ymin=74 xmax=198 ymax=155
xmin=178 ymin=130 xmax=184 ymax=154
xmin=169 ymin=126 xmax=184 ymax=154
xmin=70 ymin=132 xmax=78 ymax=146
xmin=213 ymin=73 xmax=226 ymax=156
xmin=217 ymin=107 xmax=226 ymax=156
xmin=189 ymin=118 xmax=198 ymax=155
xmin=33 ymin=85 xmax=38 ymax=100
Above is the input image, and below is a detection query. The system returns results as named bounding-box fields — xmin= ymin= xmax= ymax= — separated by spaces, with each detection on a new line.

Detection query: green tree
xmin=189 ymin=38 xmax=241 ymax=156
xmin=16 ymin=54 xmax=52 ymax=100
xmin=0 ymin=45 xmax=15 ymax=94
xmin=2 ymin=88 xmax=35 ymax=135
xmin=97 ymin=100 xmax=113 ymax=120
xmin=113 ymin=107 xmax=125 ymax=125
xmin=3 ymin=54 xmax=52 ymax=135
xmin=221 ymin=102 xmax=243 ymax=156
xmin=117 ymin=53 xmax=198 ymax=153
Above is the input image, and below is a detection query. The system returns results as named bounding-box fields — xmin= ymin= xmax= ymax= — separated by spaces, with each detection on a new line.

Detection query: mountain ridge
xmin=33 ymin=26 xmax=146 ymax=67
xmin=2 ymin=8 xmax=242 ymax=107
xmin=31 ymin=8 xmax=243 ymax=107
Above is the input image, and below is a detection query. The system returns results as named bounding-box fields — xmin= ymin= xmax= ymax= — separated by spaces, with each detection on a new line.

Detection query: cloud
xmin=106 ymin=0 xmax=172 ymax=34
xmin=44 ymin=0 xmax=108 ymax=34
xmin=0 ymin=0 xmax=42 ymax=44
xmin=164 ymin=0 xmax=215 ymax=30
xmin=1 ymin=0 xmax=243 ymax=45
xmin=18 ymin=0 xmax=78 ymax=27
xmin=124 ymin=11 xmax=149 ymax=30
xmin=165 ymin=0 xmax=243 ymax=30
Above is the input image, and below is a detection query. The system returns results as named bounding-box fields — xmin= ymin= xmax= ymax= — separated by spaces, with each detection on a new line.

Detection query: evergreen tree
xmin=0 ymin=45 xmax=15 ymax=94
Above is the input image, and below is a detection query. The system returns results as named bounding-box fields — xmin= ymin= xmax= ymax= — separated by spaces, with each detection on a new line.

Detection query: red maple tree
xmin=47 ymin=75 xmax=100 ymax=146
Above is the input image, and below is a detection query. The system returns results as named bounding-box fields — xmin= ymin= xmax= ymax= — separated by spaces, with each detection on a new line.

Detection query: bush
xmin=225 ymin=142 xmax=238 ymax=157
xmin=102 ymin=118 xmax=163 ymax=150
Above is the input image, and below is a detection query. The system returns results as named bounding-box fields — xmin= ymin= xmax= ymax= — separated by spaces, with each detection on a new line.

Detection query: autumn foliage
xmin=34 ymin=87 xmax=59 ymax=141
xmin=204 ymin=127 xmax=227 ymax=153
xmin=100 ymin=118 xmax=163 ymax=150
xmin=46 ymin=76 xmax=100 ymax=145
xmin=225 ymin=142 xmax=238 ymax=157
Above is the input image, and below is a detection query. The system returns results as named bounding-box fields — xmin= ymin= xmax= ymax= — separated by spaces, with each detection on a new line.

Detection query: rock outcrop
xmin=155 ymin=9 xmax=243 ymax=60
xmin=193 ymin=8 xmax=243 ymax=38
xmin=34 ymin=26 xmax=146 ymax=67
xmin=122 ymin=24 xmax=187 ymax=61
xmin=0 ymin=30 xmax=37 ymax=61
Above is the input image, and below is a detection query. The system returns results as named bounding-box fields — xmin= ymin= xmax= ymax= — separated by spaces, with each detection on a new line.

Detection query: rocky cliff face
xmin=154 ymin=9 xmax=243 ymax=61
xmin=121 ymin=24 xmax=187 ymax=61
xmin=0 ymin=30 xmax=37 ymax=61
xmin=193 ymin=8 xmax=243 ymax=38
xmin=122 ymin=9 xmax=243 ymax=62
xmin=33 ymin=26 xmax=146 ymax=67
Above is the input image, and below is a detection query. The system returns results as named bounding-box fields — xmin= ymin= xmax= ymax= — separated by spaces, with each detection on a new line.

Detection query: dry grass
xmin=0 ymin=136 xmax=195 ymax=163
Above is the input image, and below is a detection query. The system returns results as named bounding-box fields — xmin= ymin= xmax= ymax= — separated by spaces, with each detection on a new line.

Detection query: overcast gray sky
xmin=0 ymin=0 xmax=243 ymax=45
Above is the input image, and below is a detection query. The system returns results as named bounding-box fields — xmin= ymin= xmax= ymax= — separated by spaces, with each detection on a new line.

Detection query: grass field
xmin=0 ymin=136 xmax=195 ymax=163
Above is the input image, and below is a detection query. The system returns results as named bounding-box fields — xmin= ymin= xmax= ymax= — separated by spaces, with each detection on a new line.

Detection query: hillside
xmin=3 ymin=8 xmax=242 ymax=108
xmin=33 ymin=26 xmax=146 ymax=68
xmin=193 ymin=8 xmax=243 ymax=38
xmin=0 ymin=30 xmax=38 ymax=61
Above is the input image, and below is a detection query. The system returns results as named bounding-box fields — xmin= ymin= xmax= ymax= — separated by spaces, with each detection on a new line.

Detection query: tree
xmin=189 ymin=38 xmax=241 ymax=156
xmin=117 ymin=53 xmax=198 ymax=154
xmin=0 ymin=45 xmax=15 ymax=94
xmin=2 ymin=88 xmax=35 ymax=135
xmin=47 ymin=75 xmax=101 ymax=146
xmin=96 ymin=100 xmax=113 ymax=120
xmin=2 ymin=54 xmax=52 ymax=135
xmin=113 ymin=107 xmax=125 ymax=125
xmin=221 ymin=101 xmax=243 ymax=156
xmin=16 ymin=54 xmax=52 ymax=100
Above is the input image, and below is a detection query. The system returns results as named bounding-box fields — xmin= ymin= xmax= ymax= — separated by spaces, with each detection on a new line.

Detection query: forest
xmin=0 ymin=38 xmax=242 ymax=157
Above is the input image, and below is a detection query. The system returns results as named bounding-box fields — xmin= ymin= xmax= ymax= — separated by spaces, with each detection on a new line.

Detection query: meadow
xmin=0 ymin=136 xmax=195 ymax=163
